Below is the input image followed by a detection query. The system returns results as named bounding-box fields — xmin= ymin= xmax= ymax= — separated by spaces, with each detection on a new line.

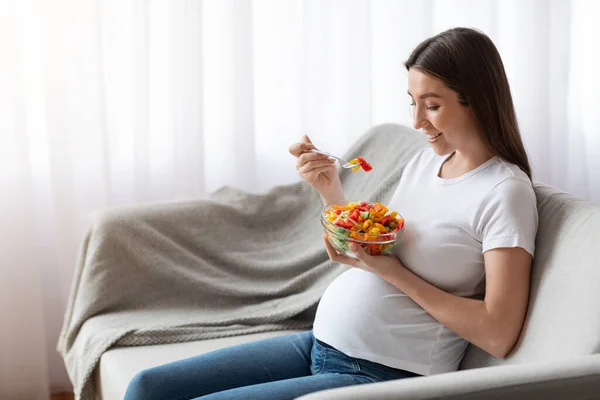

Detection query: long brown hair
xmin=405 ymin=27 xmax=532 ymax=180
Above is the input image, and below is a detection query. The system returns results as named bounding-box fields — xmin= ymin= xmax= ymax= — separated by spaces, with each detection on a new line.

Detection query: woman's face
xmin=407 ymin=68 xmax=480 ymax=156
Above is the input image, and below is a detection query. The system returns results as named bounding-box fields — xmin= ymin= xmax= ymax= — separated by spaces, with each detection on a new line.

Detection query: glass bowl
xmin=320 ymin=201 xmax=404 ymax=258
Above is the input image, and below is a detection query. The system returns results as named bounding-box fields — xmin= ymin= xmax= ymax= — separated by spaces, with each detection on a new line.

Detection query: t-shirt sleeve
xmin=476 ymin=177 xmax=538 ymax=256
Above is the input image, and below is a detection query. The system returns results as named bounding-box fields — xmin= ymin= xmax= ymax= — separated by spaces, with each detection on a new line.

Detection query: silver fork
xmin=308 ymin=149 xmax=358 ymax=169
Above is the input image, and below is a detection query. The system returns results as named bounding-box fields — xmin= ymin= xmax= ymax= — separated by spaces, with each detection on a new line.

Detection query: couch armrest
xmin=296 ymin=354 xmax=600 ymax=400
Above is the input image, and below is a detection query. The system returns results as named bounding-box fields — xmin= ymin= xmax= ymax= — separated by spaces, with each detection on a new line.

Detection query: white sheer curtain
xmin=1 ymin=0 xmax=599 ymax=396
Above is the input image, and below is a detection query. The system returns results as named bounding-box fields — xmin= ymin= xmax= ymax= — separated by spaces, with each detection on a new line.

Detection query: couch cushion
xmin=461 ymin=183 xmax=600 ymax=369
xmin=95 ymin=330 xmax=305 ymax=400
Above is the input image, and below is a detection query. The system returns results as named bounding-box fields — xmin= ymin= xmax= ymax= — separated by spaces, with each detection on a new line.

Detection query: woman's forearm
xmin=319 ymin=185 xmax=346 ymax=207
xmin=320 ymin=194 xmax=346 ymax=206
xmin=381 ymin=266 xmax=510 ymax=358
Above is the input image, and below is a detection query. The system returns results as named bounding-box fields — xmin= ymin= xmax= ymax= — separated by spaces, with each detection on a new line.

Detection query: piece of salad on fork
xmin=308 ymin=149 xmax=373 ymax=172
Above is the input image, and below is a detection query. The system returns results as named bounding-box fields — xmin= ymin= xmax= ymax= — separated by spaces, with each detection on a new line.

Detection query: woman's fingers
xmin=296 ymin=151 xmax=331 ymax=167
xmin=289 ymin=141 xmax=315 ymax=158
xmin=323 ymin=236 xmax=345 ymax=261
xmin=322 ymin=236 xmax=361 ymax=267
xmin=297 ymin=156 xmax=335 ymax=172
xmin=300 ymin=165 xmax=337 ymax=182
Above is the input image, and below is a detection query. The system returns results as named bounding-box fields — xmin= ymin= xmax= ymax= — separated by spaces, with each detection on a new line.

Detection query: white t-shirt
xmin=313 ymin=148 xmax=538 ymax=375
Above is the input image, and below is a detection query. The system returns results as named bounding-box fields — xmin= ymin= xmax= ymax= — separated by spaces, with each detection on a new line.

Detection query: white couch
xmin=95 ymin=126 xmax=600 ymax=400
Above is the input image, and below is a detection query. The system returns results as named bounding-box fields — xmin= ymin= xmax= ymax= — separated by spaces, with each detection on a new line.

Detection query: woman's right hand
xmin=288 ymin=134 xmax=344 ymax=201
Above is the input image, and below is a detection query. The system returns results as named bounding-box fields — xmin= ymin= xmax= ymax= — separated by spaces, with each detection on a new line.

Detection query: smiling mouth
xmin=428 ymin=132 xmax=442 ymax=139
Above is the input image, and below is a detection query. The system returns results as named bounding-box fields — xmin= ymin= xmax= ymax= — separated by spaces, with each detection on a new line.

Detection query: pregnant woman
xmin=124 ymin=26 xmax=538 ymax=400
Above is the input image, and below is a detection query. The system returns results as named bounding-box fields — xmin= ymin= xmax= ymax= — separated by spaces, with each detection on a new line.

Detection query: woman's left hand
xmin=322 ymin=236 xmax=404 ymax=279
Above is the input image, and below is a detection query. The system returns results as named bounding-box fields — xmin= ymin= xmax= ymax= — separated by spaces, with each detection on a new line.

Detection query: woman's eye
xmin=409 ymin=101 xmax=439 ymax=111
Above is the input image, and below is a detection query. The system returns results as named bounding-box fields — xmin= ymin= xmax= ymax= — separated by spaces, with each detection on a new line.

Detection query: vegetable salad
xmin=322 ymin=201 xmax=404 ymax=256
xmin=348 ymin=157 xmax=373 ymax=172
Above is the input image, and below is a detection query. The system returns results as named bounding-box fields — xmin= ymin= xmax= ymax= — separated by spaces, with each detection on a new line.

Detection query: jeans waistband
xmin=315 ymin=338 xmax=336 ymax=350
xmin=314 ymin=337 xmax=421 ymax=378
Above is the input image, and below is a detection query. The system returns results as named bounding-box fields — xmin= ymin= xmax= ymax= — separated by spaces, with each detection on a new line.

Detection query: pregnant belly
xmin=313 ymin=269 xmax=440 ymax=340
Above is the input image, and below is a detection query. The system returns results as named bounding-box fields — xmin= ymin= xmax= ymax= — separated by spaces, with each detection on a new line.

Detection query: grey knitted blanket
xmin=56 ymin=124 xmax=426 ymax=400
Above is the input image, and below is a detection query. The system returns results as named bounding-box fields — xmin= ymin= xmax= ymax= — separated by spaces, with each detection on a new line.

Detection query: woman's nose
xmin=412 ymin=108 xmax=428 ymax=130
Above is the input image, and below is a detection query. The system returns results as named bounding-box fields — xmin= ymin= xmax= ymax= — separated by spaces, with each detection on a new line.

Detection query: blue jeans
xmin=123 ymin=330 xmax=420 ymax=400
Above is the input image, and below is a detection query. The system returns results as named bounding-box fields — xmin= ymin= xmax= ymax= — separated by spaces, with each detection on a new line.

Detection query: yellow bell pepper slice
xmin=376 ymin=202 xmax=388 ymax=214
xmin=374 ymin=223 xmax=386 ymax=231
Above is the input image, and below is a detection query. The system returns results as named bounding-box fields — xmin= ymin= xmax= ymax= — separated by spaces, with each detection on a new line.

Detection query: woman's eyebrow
xmin=407 ymin=91 xmax=442 ymax=99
